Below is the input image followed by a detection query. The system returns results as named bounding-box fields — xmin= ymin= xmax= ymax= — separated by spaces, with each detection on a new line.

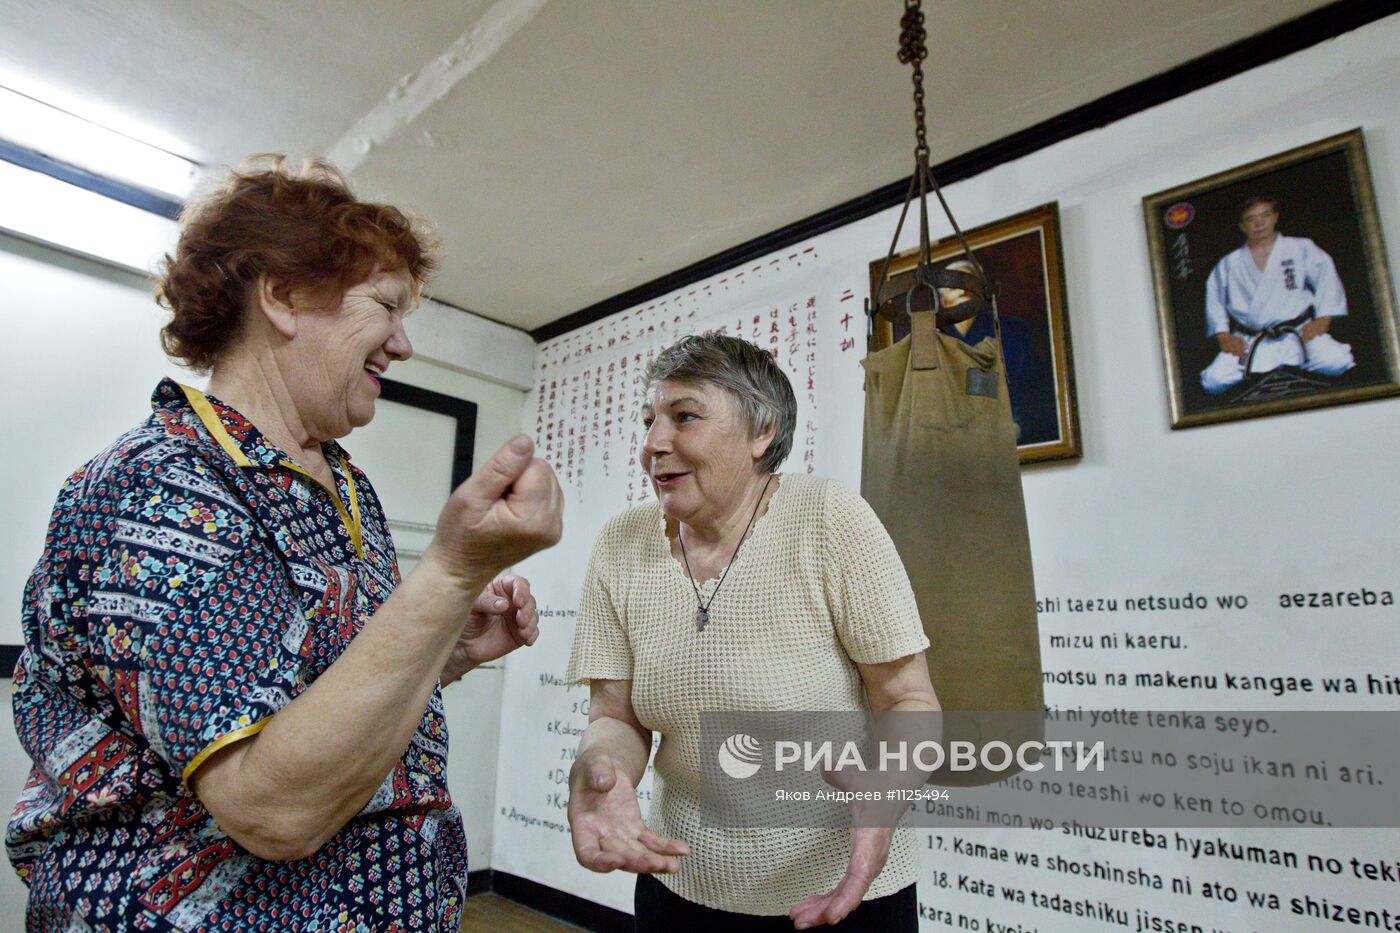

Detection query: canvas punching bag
xmin=861 ymin=311 xmax=1044 ymax=786
xmin=861 ymin=0 xmax=1044 ymax=786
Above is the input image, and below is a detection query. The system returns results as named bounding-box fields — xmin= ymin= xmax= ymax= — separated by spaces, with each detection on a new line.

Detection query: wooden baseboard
xmin=1 ymin=644 xmax=21 ymax=677
xmin=468 ymin=870 xmax=631 ymax=932
xmin=465 ymin=869 xmax=493 ymax=897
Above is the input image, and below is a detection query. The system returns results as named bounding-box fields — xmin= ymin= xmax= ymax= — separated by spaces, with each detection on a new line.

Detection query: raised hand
xmin=441 ymin=575 xmax=539 ymax=684
xmin=568 ymin=753 xmax=689 ymax=875
xmin=423 ymin=435 xmax=563 ymax=591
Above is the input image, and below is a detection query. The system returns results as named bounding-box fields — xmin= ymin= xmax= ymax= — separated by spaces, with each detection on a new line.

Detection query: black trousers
xmin=634 ymin=873 xmax=917 ymax=932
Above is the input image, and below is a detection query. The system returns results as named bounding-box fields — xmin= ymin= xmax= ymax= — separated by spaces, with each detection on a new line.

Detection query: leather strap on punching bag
xmin=861 ymin=311 xmax=1044 ymax=786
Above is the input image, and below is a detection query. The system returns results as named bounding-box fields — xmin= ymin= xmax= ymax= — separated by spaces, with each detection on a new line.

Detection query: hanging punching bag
xmin=860 ymin=309 xmax=1044 ymax=786
xmin=860 ymin=0 xmax=1043 ymax=787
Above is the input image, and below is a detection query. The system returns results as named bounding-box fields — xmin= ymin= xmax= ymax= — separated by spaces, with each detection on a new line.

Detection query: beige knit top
xmin=565 ymin=473 xmax=930 ymax=915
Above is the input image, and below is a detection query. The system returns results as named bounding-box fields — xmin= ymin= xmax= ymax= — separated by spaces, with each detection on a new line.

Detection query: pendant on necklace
xmin=695 ymin=608 xmax=709 ymax=631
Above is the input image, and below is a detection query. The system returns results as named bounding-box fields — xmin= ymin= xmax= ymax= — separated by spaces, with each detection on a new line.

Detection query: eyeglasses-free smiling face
xmin=641 ymin=379 xmax=774 ymax=527
xmin=1239 ymin=202 xmax=1279 ymax=244
xmin=286 ymin=267 xmax=415 ymax=440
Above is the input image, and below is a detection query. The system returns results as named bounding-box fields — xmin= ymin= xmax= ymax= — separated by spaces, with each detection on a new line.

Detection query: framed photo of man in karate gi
xmin=1144 ymin=129 xmax=1400 ymax=429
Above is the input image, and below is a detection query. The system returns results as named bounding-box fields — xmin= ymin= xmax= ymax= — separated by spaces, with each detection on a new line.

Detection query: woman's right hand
xmin=568 ymin=753 xmax=689 ymax=874
xmin=423 ymin=435 xmax=563 ymax=592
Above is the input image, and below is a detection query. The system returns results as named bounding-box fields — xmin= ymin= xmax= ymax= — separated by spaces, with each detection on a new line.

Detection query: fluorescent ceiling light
xmin=0 ymin=159 xmax=179 ymax=273
xmin=0 ymin=85 xmax=199 ymax=200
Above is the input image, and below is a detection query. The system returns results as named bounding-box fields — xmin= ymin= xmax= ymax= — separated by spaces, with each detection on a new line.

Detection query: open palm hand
xmin=568 ymin=755 xmax=688 ymax=875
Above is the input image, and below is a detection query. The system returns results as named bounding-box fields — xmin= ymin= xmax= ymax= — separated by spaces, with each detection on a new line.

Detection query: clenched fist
xmin=423 ymin=435 xmax=563 ymax=592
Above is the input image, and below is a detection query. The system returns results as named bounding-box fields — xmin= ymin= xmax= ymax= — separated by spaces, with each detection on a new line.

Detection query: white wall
xmin=0 ymin=231 xmax=532 ymax=905
xmin=493 ymin=14 xmax=1400 ymax=929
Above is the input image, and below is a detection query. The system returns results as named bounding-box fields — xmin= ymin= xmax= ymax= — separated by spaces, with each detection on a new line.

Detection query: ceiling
xmin=0 ymin=0 xmax=1337 ymax=332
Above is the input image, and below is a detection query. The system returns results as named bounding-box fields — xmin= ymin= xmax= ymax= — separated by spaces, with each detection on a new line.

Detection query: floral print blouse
xmin=8 ymin=379 xmax=467 ymax=931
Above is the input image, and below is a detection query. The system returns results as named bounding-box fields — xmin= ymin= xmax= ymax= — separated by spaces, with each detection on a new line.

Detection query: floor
xmin=459 ymin=893 xmax=586 ymax=932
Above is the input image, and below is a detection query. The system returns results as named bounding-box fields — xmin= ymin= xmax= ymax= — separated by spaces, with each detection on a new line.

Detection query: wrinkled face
xmin=641 ymin=379 xmax=769 ymax=524
xmin=288 ymin=267 xmax=414 ymax=440
xmin=1239 ymin=203 xmax=1279 ymax=243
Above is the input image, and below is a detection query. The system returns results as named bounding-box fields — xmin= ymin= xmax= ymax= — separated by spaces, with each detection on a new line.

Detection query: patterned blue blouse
xmin=8 ymin=379 xmax=468 ymax=931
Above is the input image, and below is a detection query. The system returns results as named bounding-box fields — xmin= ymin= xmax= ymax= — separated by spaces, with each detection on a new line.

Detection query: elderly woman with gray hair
xmin=565 ymin=333 xmax=938 ymax=930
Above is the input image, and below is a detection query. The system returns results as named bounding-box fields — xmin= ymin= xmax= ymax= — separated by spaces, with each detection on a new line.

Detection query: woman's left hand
xmin=442 ymin=575 xmax=539 ymax=684
xmin=789 ymin=650 xmax=938 ymax=927
xmin=788 ymin=823 xmax=893 ymax=929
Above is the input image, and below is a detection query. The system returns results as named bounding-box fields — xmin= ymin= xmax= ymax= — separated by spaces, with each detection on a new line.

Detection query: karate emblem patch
xmin=1164 ymin=202 xmax=1195 ymax=229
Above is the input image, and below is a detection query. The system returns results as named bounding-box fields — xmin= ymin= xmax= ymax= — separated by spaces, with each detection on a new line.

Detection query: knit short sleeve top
xmin=565 ymin=473 xmax=929 ymax=915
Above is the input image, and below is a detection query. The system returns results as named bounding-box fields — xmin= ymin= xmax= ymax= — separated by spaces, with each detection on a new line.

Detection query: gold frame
xmin=868 ymin=202 xmax=1081 ymax=464
xmin=1143 ymin=128 xmax=1400 ymax=428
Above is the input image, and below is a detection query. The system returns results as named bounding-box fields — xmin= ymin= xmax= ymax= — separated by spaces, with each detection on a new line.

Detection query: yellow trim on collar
xmin=343 ymin=464 xmax=364 ymax=559
xmin=182 ymin=719 xmax=268 ymax=784
xmin=179 ymin=383 xmax=252 ymax=467
xmin=279 ymin=458 xmax=365 ymax=561
xmin=175 ymin=383 xmax=364 ymax=561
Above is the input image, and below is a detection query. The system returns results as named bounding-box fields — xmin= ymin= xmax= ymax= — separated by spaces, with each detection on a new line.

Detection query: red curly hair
xmin=157 ymin=155 xmax=438 ymax=372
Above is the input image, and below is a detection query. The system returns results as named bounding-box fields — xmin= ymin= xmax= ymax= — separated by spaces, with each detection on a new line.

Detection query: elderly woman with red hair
xmin=6 ymin=157 xmax=562 ymax=931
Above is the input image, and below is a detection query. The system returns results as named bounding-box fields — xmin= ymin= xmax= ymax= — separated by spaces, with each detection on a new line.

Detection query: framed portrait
xmin=868 ymin=202 xmax=1081 ymax=464
xmin=351 ymin=378 xmax=476 ymax=567
xmin=1143 ymin=128 xmax=1400 ymax=429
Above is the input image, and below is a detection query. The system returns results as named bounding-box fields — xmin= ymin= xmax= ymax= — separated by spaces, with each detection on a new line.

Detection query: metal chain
xmin=897 ymin=0 xmax=928 ymax=158
xmin=868 ymin=0 xmax=999 ymax=346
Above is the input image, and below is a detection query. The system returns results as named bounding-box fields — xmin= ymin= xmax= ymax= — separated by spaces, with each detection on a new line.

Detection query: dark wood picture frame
xmin=376 ymin=378 xmax=478 ymax=490
xmin=367 ymin=378 xmax=477 ymax=564
xmin=868 ymin=202 xmax=1081 ymax=464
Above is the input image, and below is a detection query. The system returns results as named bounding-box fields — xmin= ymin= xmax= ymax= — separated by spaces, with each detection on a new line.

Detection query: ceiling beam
xmin=327 ymin=0 xmax=549 ymax=174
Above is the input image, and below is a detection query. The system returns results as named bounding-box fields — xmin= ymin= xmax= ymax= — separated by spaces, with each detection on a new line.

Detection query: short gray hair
xmin=644 ymin=332 xmax=797 ymax=473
